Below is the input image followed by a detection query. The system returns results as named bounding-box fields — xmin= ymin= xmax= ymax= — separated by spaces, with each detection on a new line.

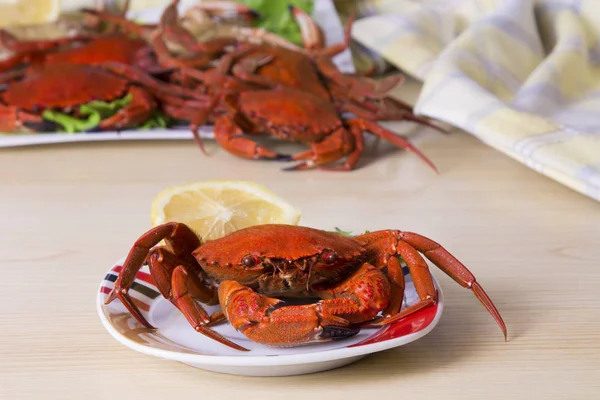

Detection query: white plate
xmin=0 ymin=0 xmax=354 ymax=148
xmin=97 ymin=257 xmax=444 ymax=377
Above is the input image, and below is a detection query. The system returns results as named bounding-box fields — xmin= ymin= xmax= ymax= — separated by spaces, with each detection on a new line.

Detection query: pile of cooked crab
xmin=0 ymin=0 xmax=444 ymax=171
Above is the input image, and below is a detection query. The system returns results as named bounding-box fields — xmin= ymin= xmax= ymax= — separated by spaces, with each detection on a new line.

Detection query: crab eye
xmin=322 ymin=250 xmax=338 ymax=264
xmin=241 ymin=254 xmax=260 ymax=268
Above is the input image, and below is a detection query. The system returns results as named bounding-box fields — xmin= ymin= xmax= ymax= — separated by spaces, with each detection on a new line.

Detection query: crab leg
xmin=145 ymin=248 xmax=218 ymax=306
xmin=161 ymin=100 xmax=222 ymax=124
xmin=105 ymin=222 xmax=246 ymax=350
xmin=357 ymin=230 xmax=508 ymax=340
xmin=159 ymin=0 xmax=237 ymax=54
xmin=145 ymin=248 xmax=227 ymax=328
xmin=231 ymin=26 xmax=305 ymax=52
xmin=185 ymin=50 xmax=281 ymax=91
xmin=159 ymin=0 xmax=199 ymax=52
xmin=382 ymin=256 xmax=407 ymax=317
xmin=174 ymin=49 xmax=261 ymax=151
xmin=233 ymin=6 xmax=334 ymax=55
xmin=183 ymin=48 xmax=275 ymax=152
xmin=317 ymin=56 xmax=406 ymax=100
xmin=230 ymin=53 xmax=278 ymax=87
xmin=286 ymin=127 xmax=356 ymax=171
xmin=349 ymin=119 xmax=438 ymax=172
xmin=171 ymin=267 xmax=244 ymax=349
xmin=316 ymin=13 xmax=354 ymax=58
xmin=101 ymin=61 xmax=209 ymax=101
xmin=154 ymin=92 xmax=209 ymax=109
xmin=339 ymin=100 xmax=446 ymax=132
xmin=372 ymin=239 xmax=437 ymax=324
xmin=105 ymin=222 xmax=202 ymax=327
xmin=288 ymin=119 xmax=437 ymax=172
xmin=290 ymin=5 xmax=354 ymax=58
xmin=149 ymin=31 xmax=218 ymax=69
xmin=288 ymin=5 xmax=323 ymax=50
xmin=180 ymin=48 xmax=271 ymax=86
xmin=189 ymin=95 xmax=219 ymax=154
xmin=157 ymin=93 xmax=215 ymax=123
xmin=213 ymin=113 xmax=291 ymax=161
xmin=299 ymin=123 xmax=365 ymax=171
xmin=0 ymin=104 xmax=44 ymax=132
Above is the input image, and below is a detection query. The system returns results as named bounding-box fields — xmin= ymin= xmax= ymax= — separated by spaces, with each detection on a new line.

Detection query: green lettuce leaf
xmin=42 ymin=93 xmax=133 ymax=134
xmin=79 ymin=93 xmax=133 ymax=118
xmin=41 ymin=110 xmax=102 ymax=134
xmin=232 ymin=0 xmax=315 ymax=45
xmin=41 ymin=93 xmax=169 ymax=133
xmin=139 ymin=112 xmax=169 ymax=130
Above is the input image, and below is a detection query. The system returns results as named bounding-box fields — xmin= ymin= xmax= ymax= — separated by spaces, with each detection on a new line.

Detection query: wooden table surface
xmin=1 ymin=84 xmax=599 ymax=399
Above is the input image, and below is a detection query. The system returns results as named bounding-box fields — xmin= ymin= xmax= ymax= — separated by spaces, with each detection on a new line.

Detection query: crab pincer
xmin=218 ymin=281 xmax=360 ymax=347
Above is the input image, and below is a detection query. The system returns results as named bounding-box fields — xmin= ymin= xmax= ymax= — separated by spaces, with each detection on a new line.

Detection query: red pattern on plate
xmin=349 ymin=300 xmax=439 ymax=347
xmin=111 ymin=265 xmax=157 ymax=286
xmin=99 ymin=265 xmax=157 ymax=313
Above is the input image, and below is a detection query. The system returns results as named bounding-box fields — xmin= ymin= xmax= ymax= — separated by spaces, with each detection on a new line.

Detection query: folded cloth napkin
xmin=350 ymin=0 xmax=600 ymax=202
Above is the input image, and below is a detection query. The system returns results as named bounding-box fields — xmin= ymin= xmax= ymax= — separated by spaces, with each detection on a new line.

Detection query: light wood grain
xmin=1 ymin=82 xmax=599 ymax=399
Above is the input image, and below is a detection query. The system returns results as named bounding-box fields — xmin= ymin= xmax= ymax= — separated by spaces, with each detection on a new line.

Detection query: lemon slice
xmin=0 ymin=0 xmax=59 ymax=27
xmin=151 ymin=180 xmax=302 ymax=241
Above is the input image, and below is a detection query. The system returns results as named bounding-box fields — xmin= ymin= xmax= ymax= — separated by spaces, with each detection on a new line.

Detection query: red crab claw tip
xmin=192 ymin=128 xmax=208 ymax=155
xmin=104 ymin=288 xmax=118 ymax=305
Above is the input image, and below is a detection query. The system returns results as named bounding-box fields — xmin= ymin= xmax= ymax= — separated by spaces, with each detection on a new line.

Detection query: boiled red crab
xmin=0 ymin=62 xmax=207 ymax=132
xmin=106 ymin=223 xmax=507 ymax=351
xmin=208 ymin=83 xmax=439 ymax=171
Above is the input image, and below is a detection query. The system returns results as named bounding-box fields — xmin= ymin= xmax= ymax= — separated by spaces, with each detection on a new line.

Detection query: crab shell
xmin=1 ymin=64 xmax=131 ymax=111
xmin=41 ymin=35 xmax=148 ymax=67
xmin=235 ymin=43 xmax=330 ymax=99
xmin=238 ymin=87 xmax=344 ymax=143
xmin=192 ymin=224 xmax=368 ymax=296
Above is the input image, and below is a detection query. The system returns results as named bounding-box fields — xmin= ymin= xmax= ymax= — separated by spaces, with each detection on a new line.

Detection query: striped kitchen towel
xmin=350 ymin=0 xmax=600 ymax=202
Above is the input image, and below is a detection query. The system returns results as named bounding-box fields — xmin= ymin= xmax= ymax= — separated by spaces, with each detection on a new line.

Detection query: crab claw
xmin=218 ymin=281 xmax=359 ymax=347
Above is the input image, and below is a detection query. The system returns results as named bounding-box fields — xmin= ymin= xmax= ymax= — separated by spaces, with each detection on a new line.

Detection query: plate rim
xmin=96 ymin=268 xmax=444 ymax=367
